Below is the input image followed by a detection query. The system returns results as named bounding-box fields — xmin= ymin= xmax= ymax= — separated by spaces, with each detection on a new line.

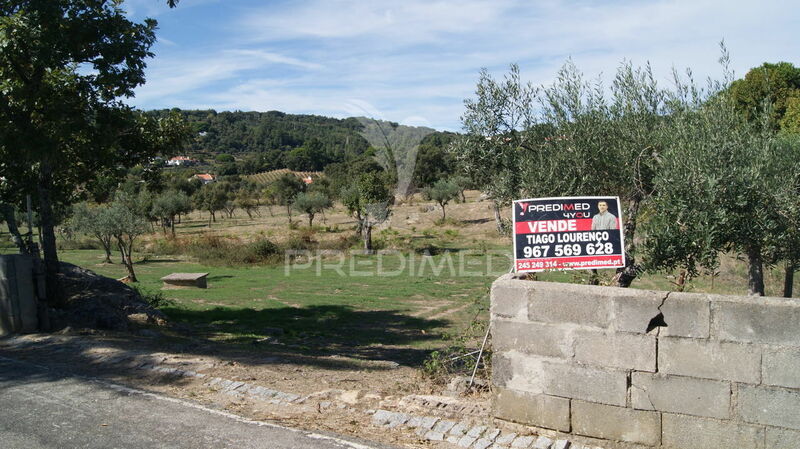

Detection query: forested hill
xmin=148 ymin=109 xmax=454 ymax=175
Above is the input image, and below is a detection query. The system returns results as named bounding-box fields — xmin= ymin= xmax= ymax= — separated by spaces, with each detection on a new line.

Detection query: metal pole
xmin=468 ymin=323 xmax=491 ymax=389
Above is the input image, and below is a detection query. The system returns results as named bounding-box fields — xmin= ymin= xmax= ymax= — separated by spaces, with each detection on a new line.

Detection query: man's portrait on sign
xmin=591 ymin=200 xmax=618 ymax=230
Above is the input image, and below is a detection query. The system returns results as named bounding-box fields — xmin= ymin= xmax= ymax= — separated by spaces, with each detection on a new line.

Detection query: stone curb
xmin=369 ymin=409 xmax=605 ymax=449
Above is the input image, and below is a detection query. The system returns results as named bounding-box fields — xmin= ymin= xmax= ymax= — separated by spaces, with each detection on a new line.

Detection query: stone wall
xmin=490 ymin=274 xmax=800 ymax=448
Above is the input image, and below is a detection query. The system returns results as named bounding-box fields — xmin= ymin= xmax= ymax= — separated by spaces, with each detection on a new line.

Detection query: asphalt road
xmin=0 ymin=355 xmax=394 ymax=449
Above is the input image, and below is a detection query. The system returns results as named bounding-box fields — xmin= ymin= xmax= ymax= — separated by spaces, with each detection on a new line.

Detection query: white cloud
xmin=128 ymin=0 xmax=800 ymax=130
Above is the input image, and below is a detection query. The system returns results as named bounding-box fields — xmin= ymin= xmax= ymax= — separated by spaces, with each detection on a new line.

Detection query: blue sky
xmin=124 ymin=0 xmax=799 ymax=131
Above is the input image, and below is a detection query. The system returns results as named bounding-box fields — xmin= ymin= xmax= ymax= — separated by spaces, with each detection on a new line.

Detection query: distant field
xmin=245 ymin=168 xmax=322 ymax=185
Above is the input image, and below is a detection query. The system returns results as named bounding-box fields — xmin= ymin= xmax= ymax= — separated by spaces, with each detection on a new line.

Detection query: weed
xmin=133 ymin=285 xmax=176 ymax=309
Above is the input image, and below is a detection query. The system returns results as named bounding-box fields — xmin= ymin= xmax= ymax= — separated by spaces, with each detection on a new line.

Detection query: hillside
xmin=149 ymin=109 xmax=456 ymax=177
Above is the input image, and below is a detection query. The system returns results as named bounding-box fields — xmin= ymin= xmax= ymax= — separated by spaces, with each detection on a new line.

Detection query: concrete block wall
xmin=0 ymin=255 xmax=38 ymax=336
xmin=490 ymin=274 xmax=800 ymax=448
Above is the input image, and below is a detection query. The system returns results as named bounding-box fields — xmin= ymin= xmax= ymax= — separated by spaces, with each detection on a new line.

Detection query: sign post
xmin=512 ymin=196 xmax=625 ymax=272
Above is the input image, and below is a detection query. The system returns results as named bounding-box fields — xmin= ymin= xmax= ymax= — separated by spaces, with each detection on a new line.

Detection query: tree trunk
xmin=118 ymin=241 xmax=126 ymax=264
xmin=121 ymin=245 xmax=137 ymax=282
xmin=37 ymin=163 xmax=61 ymax=305
xmin=286 ymin=205 xmax=293 ymax=226
xmin=170 ymin=215 xmax=176 ymax=237
xmin=363 ymin=224 xmax=373 ymax=252
xmin=355 ymin=212 xmax=364 ymax=235
xmin=308 ymin=213 xmax=314 ymax=228
xmin=0 ymin=203 xmax=29 ymax=255
xmin=746 ymin=245 xmax=765 ymax=296
xmin=101 ymin=238 xmax=112 ymax=263
xmin=614 ymin=198 xmax=641 ymax=288
xmin=784 ymin=261 xmax=795 ymax=298
xmin=589 ymin=269 xmax=599 ymax=285
xmin=492 ymin=200 xmax=504 ymax=234
xmin=440 ymin=203 xmax=446 ymax=221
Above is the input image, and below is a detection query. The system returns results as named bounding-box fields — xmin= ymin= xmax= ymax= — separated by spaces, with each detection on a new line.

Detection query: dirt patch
xmin=48 ymin=262 xmax=166 ymax=331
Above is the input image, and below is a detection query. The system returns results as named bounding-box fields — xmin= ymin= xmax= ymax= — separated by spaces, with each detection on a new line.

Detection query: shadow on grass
xmin=163 ymin=304 xmax=446 ymax=367
xmin=135 ymin=258 xmax=184 ymax=265
xmin=206 ymin=275 xmax=235 ymax=281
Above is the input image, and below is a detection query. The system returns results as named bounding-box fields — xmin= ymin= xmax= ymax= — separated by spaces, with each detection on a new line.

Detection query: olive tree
xmin=423 ymin=178 xmax=461 ymax=221
xmin=292 ymin=191 xmax=332 ymax=227
xmin=643 ymin=55 xmax=785 ymax=296
xmin=151 ymin=190 xmax=192 ymax=237
xmin=341 ymin=172 xmax=393 ymax=251
xmin=69 ymin=203 xmax=116 ymax=263
xmin=107 ymin=195 xmax=150 ymax=282
xmin=272 ymin=174 xmax=306 ymax=226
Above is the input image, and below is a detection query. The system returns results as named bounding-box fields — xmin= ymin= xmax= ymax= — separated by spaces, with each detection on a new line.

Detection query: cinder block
xmin=763 ymin=347 xmax=800 ymax=389
xmin=658 ymin=337 xmax=760 ymax=383
xmin=714 ymin=299 xmax=800 ymax=346
xmin=491 ymin=280 xmax=529 ymax=320
xmin=527 ymin=282 xmax=612 ymax=328
xmin=492 ymin=320 xmax=574 ymax=358
xmin=610 ymin=288 xmax=670 ymax=334
xmin=660 ymin=292 xmax=711 ymax=338
xmin=503 ymin=355 xmax=628 ymax=406
xmin=767 ymin=427 xmax=800 ymax=449
xmin=493 ymin=387 xmax=570 ymax=432
xmin=739 ymin=385 xmax=800 ymax=430
xmin=662 ymin=413 xmax=764 ymax=449
xmin=574 ymin=331 xmax=655 ymax=371
xmin=631 ymin=372 xmax=730 ymax=419
xmin=572 ymin=400 xmax=660 ymax=446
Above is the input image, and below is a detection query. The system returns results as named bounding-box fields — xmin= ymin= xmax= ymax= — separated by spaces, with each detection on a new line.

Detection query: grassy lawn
xmin=56 ymin=248 xmax=504 ymax=364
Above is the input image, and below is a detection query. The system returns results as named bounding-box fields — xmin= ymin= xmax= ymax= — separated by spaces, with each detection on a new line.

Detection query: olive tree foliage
xmin=151 ymin=190 xmax=192 ymax=237
xmin=455 ymin=64 xmax=536 ymax=234
xmin=292 ymin=191 xmax=332 ymax=227
xmin=642 ymin=54 xmax=788 ymax=296
xmin=193 ymin=183 xmax=227 ymax=225
xmin=423 ymin=178 xmax=461 ymax=221
xmin=69 ymin=202 xmax=116 ymax=263
xmin=457 ymin=61 xmax=666 ymax=286
xmin=107 ymin=194 xmax=150 ymax=282
xmin=272 ymin=174 xmax=306 ymax=226
xmin=769 ymin=135 xmax=800 ymax=297
xmin=341 ymin=172 xmax=393 ymax=251
xmin=533 ymin=60 xmax=667 ymax=286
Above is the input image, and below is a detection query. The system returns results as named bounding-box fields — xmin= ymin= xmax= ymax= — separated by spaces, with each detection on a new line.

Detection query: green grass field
xmin=54 ymin=248 xmax=506 ymax=364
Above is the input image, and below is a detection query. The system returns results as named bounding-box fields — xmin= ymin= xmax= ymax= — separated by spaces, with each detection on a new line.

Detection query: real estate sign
xmin=513 ymin=196 xmax=626 ymax=272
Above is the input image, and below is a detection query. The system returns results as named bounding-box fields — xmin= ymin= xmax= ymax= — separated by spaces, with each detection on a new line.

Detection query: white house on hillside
xmin=167 ymin=156 xmax=198 ymax=167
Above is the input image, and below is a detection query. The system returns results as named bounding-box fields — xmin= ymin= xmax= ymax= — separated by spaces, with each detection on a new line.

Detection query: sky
xmin=124 ymin=0 xmax=800 ymax=131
